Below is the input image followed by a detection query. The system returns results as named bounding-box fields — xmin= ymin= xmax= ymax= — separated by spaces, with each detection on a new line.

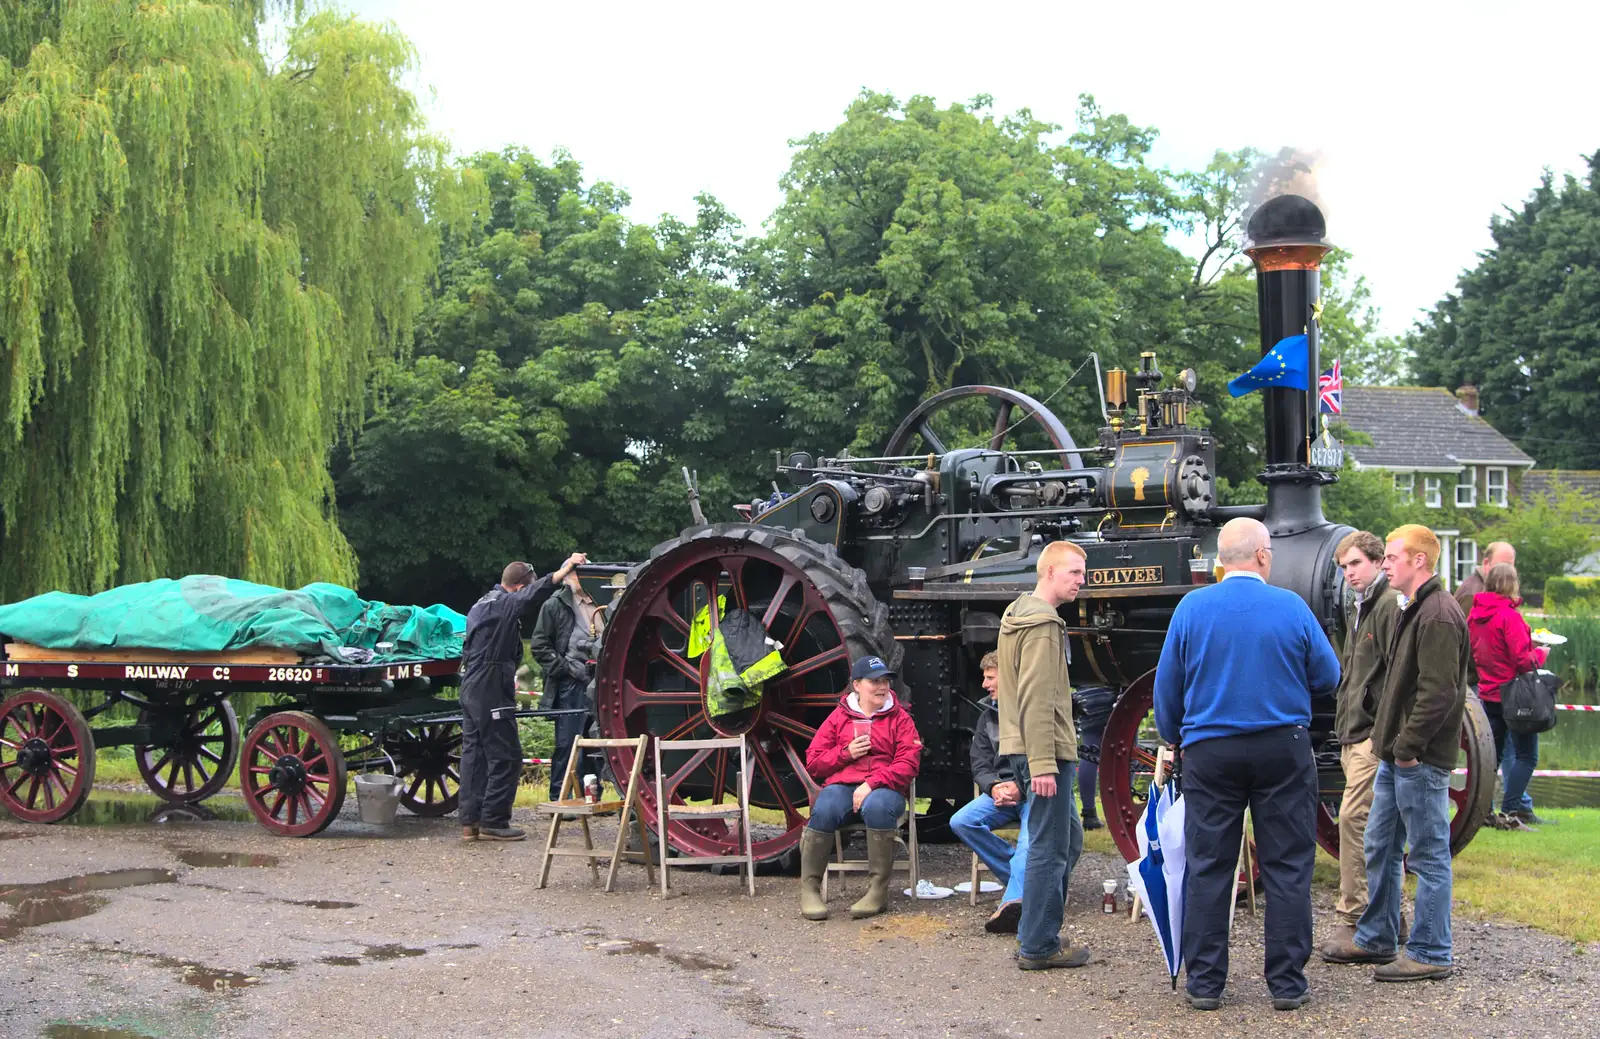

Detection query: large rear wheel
xmin=0 ymin=689 xmax=96 ymax=823
xmin=595 ymin=524 xmax=899 ymax=864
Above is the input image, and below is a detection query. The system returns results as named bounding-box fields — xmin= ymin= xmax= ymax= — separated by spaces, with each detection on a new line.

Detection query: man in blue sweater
xmin=1154 ymin=518 xmax=1340 ymax=1012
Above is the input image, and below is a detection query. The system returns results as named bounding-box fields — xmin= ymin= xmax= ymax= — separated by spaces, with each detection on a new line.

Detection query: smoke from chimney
xmin=1243 ymin=148 xmax=1330 ymax=250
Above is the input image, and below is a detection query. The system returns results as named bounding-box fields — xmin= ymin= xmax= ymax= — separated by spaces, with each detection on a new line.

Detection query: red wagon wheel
xmin=1100 ymin=671 xmax=1496 ymax=864
xmin=238 ymin=711 xmax=347 ymax=837
xmin=390 ymin=722 xmax=462 ymax=816
xmin=0 ymin=689 xmax=96 ymax=823
xmin=135 ymin=696 xmax=240 ymax=804
xmin=595 ymin=524 xmax=899 ymax=864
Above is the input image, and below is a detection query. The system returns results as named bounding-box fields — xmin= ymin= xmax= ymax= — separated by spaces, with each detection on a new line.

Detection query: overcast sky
xmin=337 ymin=0 xmax=1597 ymax=336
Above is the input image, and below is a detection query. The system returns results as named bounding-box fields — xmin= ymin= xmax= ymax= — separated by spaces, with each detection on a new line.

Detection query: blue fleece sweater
xmin=1153 ymin=572 xmax=1341 ymax=747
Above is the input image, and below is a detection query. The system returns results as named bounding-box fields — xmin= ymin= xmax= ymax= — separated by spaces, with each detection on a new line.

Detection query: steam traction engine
xmin=594 ymin=194 xmax=1496 ymax=867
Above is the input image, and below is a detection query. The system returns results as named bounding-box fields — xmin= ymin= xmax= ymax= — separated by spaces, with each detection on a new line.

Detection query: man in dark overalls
xmin=459 ymin=554 xmax=585 ymax=842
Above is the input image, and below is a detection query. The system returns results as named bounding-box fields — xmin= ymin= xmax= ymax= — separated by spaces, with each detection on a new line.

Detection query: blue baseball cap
xmin=850 ymin=656 xmax=896 ymax=681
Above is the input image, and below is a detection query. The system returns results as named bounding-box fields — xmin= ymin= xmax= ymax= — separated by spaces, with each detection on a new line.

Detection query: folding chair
xmin=535 ymin=734 xmax=655 ymax=893
xmin=822 ymin=779 xmax=920 ymax=902
xmin=654 ymin=735 xmax=756 ymax=896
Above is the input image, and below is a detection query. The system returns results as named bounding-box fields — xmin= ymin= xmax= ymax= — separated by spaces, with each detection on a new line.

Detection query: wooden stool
xmin=822 ymin=779 xmax=920 ymax=902
xmin=535 ymin=734 xmax=655 ymax=893
xmin=654 ymin=735 xmax=756 ymax=897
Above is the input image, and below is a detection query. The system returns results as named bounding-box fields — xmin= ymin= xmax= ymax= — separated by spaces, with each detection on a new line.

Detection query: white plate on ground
xmin=952 ymin=880 xmax=1003 ymax=894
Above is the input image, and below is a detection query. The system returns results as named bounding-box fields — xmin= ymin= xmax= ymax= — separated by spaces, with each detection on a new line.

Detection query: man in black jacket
xmin=1322 ymin=524 xmax=1466 ymax=982
xmin=949 ymin=652 xmax=1032 ymax=935
xmin=459 ymin=554 xmax=585 ymax=842
xmin=530 ymin=569 xmax=604 ymax=799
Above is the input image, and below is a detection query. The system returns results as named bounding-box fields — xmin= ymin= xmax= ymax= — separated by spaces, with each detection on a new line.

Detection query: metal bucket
xmin=354 ymin=773 xmax=401 ymax=826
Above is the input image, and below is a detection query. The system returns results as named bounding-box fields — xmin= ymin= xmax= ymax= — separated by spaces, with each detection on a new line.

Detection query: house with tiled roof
xmin=1521 ymin=470 xmax=1600 ymax=574
xmin=1340 ymin=385 xmax=1535 ymax=587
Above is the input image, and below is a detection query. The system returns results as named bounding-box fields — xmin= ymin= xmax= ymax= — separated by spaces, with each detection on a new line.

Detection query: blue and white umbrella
xmin=1126 ymin=781 xmax=1187 ymax=988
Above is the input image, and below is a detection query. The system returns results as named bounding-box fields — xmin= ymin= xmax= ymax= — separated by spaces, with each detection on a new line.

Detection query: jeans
xmin=807 ymin=783 xmax=907 ymax=832
xmin=1356 ymin=761 xmax=1453 ymax=966
xmin=949 ymin=794 xmax=1031 ymax=903
xmin=1180 ymin=727 xmax=1317 ymax=1001
xmin=548 ymin=674 xmax=592 ymax=799
xmin=1009 ymin=757 xmax=1082 ymax=960
xmin=1483 ymin=699 xmax=1538 ymax=814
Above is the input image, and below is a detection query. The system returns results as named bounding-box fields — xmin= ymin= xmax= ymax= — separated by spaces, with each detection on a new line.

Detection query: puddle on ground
xmin=36 ymin=795 xmax=257 ymax=827
xmin=254 ymin=959 xmax=298 ymax=972
xmin=444 ymin=942 xmax=481 ymax=950
xmin=317 ymin=943 xmax=427 ymax=967
xmin=594 ymin=937 xmax=731 ymax=972
xmin=44 ymin=1026 xmax=156 ymax=1039
xmin=174 ymin=850 xmax=281 ymax=869
xmin=0 ymin=869 xmax=177 ymax=941
xmin=170 ymin=960 xmax=259 ymax=992
xmin=282 ymin=898 xmax=357 ymax=909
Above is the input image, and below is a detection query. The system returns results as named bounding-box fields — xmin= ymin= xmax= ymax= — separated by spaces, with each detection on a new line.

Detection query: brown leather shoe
xmin=1018 ymin=944 xmax=1091 ymax=970
xmin=461 ymin=825 xmax=479 ymax=842
xmin=985 ymin=899 xmax=1022 ymax=935
xmin=1375 ymin=955 xmax=1452 ymax=982
xmin=1319 ymin=934 xmax=1396 ymax=964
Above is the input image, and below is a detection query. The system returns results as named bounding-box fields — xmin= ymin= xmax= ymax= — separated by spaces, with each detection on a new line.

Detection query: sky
xmin=335 ymin=0 xmax=1598 ymax=336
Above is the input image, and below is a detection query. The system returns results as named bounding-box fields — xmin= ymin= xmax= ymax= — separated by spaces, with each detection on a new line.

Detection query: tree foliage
xmin=0 ymin=0 xmax=475 ymax=599
xmin=1408 ymin=153 xmax=1600 ymax=468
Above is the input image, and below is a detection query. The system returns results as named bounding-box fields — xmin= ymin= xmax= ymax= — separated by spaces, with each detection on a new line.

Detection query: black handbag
xmin=1502 ymin=668 xmax=1563 ymax=735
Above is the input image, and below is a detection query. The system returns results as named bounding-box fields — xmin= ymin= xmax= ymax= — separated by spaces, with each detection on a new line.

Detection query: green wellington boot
xmin=799 ymin=828 xmax=831 ymax=921
xmin=850 ymin=828 xmax=898 ymax=919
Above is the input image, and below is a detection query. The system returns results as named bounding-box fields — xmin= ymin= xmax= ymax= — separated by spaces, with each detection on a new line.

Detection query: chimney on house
xmin=1456 ymin=384 xmax=1480 ymax=416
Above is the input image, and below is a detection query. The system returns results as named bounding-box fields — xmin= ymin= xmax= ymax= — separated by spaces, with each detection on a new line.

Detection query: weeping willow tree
xmin=0 ymin=1 xmax=477 ymax=599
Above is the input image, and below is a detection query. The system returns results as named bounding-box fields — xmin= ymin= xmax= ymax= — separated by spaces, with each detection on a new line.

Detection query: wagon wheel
xmin=596 ymin=523 xmax=900 ymax=864
xmin=238 ymin=711 xmax=347 ymax=837
xmin=389 ymin=722 xmax=462 ymax=816
xmin=884 ymin=384 xmax=1084 ymax=469
xmin=1100 ymin=671 xmax=1495 ymax=863
xmin=0 ymin=689 xmax=96 ymax=823
xmin=135 ymin=696 xmax=240 ymax=804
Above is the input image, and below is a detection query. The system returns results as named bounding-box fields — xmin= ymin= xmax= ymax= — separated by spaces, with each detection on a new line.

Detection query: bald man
xmin=1154 ymin=518 xmax=1341 ymax=1011
xmin=1454 ymin=541 xmax=1513 ymax=613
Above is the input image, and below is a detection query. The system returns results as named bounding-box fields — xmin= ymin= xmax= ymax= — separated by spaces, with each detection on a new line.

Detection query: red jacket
xmin=805 ymin=692 xmax=922 ymax=796
xmin=1467 ymin=592 xmax=1547 ymax=702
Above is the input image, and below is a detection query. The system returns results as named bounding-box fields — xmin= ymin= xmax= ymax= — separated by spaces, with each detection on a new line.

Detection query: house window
xmin=1455 ymin=470 xmax=1477 ymax=508
xmin=1424 ymin=476 xmax=1442 ymax=508
xmin=1456 ymin=539 xmax=1478 ymax=585
xmin=1394 ymin=472 xmax=1415 ymax=504
xmin=1486 ymin=467 xmax=1508 ymax=507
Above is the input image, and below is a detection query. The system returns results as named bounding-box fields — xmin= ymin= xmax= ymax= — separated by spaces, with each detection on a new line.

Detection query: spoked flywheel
xmin=595 ymin=524 xmax=900 ymax=864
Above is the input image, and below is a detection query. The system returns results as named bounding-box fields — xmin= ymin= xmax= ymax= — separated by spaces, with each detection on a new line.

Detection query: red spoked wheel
xmin=1100 ymin=671 xmax=1496 ymax=864
xmin=238 ymin=711 xmax=347 ymax=837
xmin=0 ymin=690 xmax=96 ymax=823
xmin=389 ymin=722 xmax=462 ymax=816
xmin=135 ymin=696 xmax=240 ymax=804
xmin=596 ymin=524 xmax=900 ymax=864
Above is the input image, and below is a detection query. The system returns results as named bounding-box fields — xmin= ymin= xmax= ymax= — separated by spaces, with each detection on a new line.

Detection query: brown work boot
xmin=985 ymin=899 xmax=1022 ymax=935
xmin=1018 ymin=944 xmax=1091 ymax=970
xmin=461 ymin=824 xmax=479 ymax=842
xmin=1375 ymin=955 xmax=1452 ymax=982
xmin=1319 ymin=934 xmax=1396 ymax=965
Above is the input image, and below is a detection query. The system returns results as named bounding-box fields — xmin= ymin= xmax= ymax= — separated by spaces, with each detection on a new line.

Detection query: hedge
xmin=1544 ymin=575 xmax=1600 ymax=610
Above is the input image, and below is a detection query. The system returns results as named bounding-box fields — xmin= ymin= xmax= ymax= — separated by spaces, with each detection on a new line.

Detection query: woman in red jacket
xmin=796 ymin=655 xmax=922 ymax=921
xmin=1467 ymin=563 xmax=1549 ymax=828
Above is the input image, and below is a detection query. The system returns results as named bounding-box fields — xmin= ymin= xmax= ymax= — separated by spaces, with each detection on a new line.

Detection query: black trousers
xmin=1181 ymin=726 xmax=1316 ymax=1000
xmin=548 ymin=674 xmax=592 ymax=799
xmin=458 ymin=663 xmax=522 ymax=829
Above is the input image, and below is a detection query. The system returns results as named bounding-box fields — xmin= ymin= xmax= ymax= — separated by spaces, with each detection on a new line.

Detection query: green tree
xmin=1408 ymin=153 xmax=1600 ymax=468
xmin=0 ymin=1 xmax=473 ymax=599
xmin=336 ymin=148 xmax=752 ymax=607
xmin=1479 ymin=482 xmax=1596 ymax=600
xmin=738 ymin=92 xmax=1197 ymax=460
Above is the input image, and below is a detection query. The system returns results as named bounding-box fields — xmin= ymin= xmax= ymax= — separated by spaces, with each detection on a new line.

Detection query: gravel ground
xmin=2 ymin=796 xmax=1597 ymax=1039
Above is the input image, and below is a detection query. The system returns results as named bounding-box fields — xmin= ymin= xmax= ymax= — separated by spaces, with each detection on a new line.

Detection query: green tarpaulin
xmin=0 ymin=576 xmax=466 ymax=664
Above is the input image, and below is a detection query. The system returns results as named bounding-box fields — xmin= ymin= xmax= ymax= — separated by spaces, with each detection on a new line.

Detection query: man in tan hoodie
xmin=996 ymin=539 xmax=1088 ymax=971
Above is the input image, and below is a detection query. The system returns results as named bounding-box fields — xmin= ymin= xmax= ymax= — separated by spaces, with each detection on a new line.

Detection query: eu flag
xmin=1228 ymin=334 xmax=1310 ymax=397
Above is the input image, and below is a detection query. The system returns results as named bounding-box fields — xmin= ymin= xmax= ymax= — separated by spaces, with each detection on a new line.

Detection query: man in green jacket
xmin=1321 ymin=531 xmax=1403 ymax=955
xmin=996 ymin=540 xmax=1089 ymax=972
xmin=530 ymin=570 xmax=603 ymax=799
xmin=1323 ymin=524 xmax=1467 ymax=982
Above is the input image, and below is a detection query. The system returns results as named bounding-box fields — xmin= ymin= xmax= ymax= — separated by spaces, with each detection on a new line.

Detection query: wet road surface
xmin=2 ymin=795 xmax=1597 ymax=1038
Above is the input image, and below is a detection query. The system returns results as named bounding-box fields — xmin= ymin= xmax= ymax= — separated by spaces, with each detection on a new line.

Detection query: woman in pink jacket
xmin=1467 ymin=563 xmax=1549 ymax=828
xmin=796 ymin=655 xmax=922 ymax=921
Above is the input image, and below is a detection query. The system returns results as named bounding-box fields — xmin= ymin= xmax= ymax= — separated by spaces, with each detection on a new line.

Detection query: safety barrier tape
xmin=1452 ymin=767 xmax=1600 ymax=778
xmin=1556 ymin=703 xmax=1600 ymax=712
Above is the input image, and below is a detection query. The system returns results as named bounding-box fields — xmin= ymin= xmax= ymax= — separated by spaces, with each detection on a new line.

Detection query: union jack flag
xmin=1318 ymin=360 xmax=1343 ymax=414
